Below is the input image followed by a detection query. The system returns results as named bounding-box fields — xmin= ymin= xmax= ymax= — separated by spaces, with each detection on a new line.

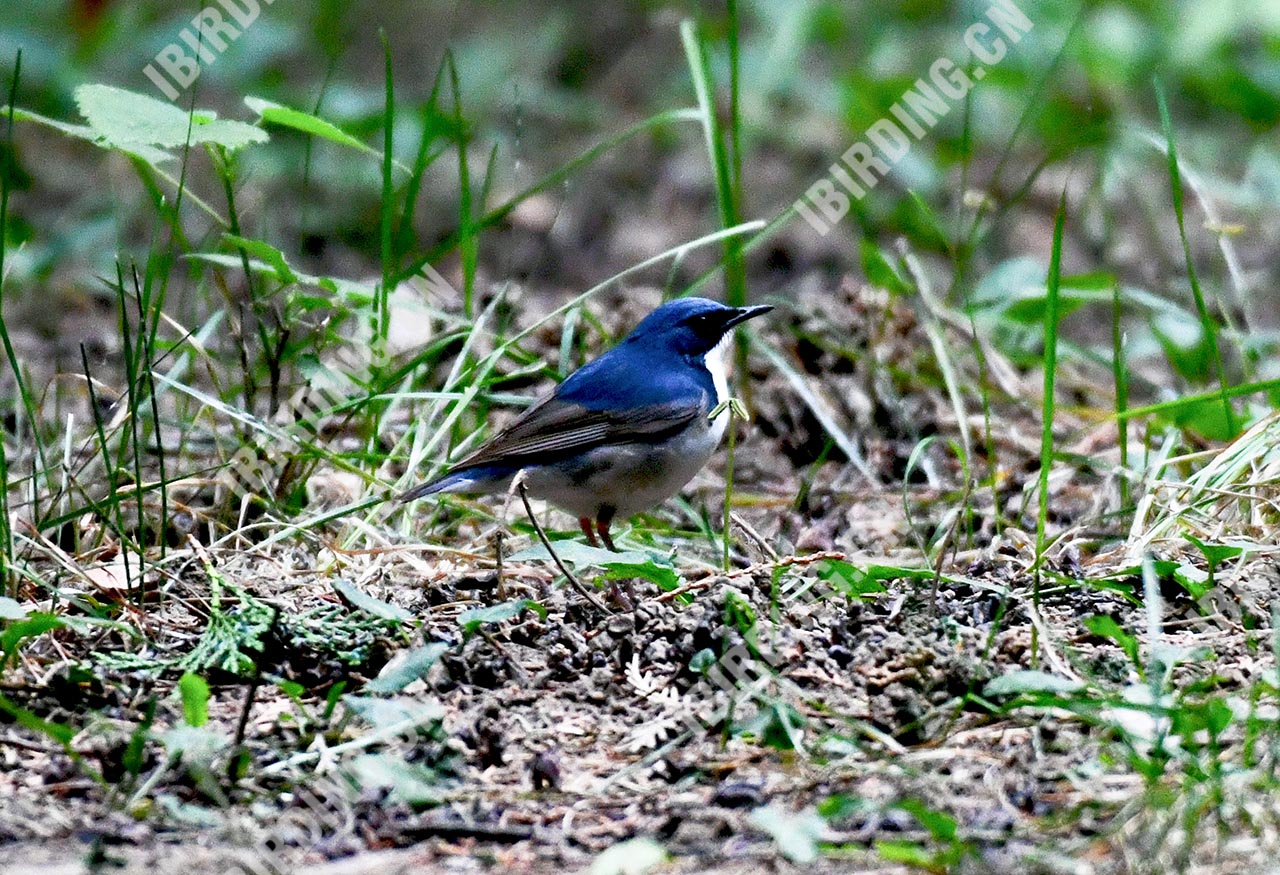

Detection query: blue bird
xmin=399 ymin=297 xmax=772 ymax=550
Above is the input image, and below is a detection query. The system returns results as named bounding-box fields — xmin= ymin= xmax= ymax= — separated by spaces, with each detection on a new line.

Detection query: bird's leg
xmin=578 ymin=517 xmax=599 ymax=547
xmin=596 ymin=506 xmax=617 ymax=552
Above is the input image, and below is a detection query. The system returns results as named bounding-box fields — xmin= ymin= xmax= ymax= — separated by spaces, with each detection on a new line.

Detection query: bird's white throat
xmin=704 ymin=334 xmax=732 ymax=444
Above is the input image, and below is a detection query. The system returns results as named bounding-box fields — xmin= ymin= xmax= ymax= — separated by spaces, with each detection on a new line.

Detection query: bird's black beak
xmin=722 ymin=304 xmax=773 ymax=330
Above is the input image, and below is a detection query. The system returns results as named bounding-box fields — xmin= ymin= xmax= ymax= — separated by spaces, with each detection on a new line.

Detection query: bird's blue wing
xmin=449 ymin=393 xmax=703 ymax=470
xmin=404 ymin=343 xmax=712 ymax=493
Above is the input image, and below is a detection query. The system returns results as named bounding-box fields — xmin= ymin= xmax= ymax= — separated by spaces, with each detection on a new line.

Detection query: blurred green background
xmin=2 ymin=0 xmax=1278 ymax=383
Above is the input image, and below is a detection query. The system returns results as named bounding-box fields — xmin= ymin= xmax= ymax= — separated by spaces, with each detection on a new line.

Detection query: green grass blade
xmin=447 ymin=51 xmax=478 ymax=320
xmin=1112 ymin=281 xmax=1130 ymax=511
xmin=378 ymin=30 xmax=395 ymax=343
xmin=1154 ymin=78 xmax=1236 ymax=437
xmin=680 ymin=17 xmax=746 ymax=313
xmin=1034 ymin=188 xmax=1068 ymax=623
xmin=0 ymin=51 xmax=16 ymax=595
xmin=394 ymin=62 xmax=447 ymax=260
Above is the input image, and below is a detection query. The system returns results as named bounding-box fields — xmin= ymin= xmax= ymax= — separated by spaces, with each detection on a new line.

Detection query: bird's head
xmin=622 ymin=297 xmax=773 ymax=357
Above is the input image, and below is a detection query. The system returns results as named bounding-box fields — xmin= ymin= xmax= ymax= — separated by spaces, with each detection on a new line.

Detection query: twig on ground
xmin=515 ymin=479 xmax=610 ymax=614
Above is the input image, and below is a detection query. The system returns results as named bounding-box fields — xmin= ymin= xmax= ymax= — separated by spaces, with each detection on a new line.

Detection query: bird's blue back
xmin=556 ymin=335 xmax=717 ymax=413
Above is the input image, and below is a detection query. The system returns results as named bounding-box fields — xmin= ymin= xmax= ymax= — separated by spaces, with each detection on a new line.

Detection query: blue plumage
xmin=399 ymin=297 xmax=772 ymax=550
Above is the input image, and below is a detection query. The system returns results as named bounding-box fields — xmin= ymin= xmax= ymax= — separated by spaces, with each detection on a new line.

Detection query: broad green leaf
xmin=1173 ymin=562 xmax=1212 ymax=599
xmin=1151 ymin=308 xmax=1211 ymax=383
xmin=342 ymin=695 xmax=445 ymax=731
xmin=2 ymin=104 xmax=173 ymax=164
xmin=366 ymin=642 xmax=449 ymax=694
xmin=598 ymin=559 xmax=682 ymax=592
xmin=724 ymin=587 xmax=757 ymax=634
xmin=0 ymin=597 xmax=28 ymax=620
xmin=343 ymin=753 xmax=443 ymax=806
xmin=690 ymin=648 xmax=717 ymax=673
xmin=509 ymin=541 xmax=649 ymax=566
xmin=1184 ymin=535 xmax=1245 ymax=569
xmin=736 ymin=701 xmax=806 ymax=751
xmin=876 ymin=839 xmax=937 ymax=868
xmin=1159 ymin=396 xmax=1238 ymax=442
xmin=75 ymin=84 xmax=267 ymax=153
xmin=510 ymin=541 xmax=682 ymax=591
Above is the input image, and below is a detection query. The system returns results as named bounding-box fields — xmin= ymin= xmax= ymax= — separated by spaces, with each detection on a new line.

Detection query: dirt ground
xmin=4 ymin=273 xmax=1279 ymax=875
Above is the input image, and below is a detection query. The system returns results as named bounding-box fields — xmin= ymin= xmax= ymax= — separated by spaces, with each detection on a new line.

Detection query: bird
xmin=398 ymin=297 xmax=772 ymax=551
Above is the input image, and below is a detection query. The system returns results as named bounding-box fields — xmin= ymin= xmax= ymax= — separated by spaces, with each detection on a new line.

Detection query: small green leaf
xmin=749 ymin=804 xmax=828 ymax=864
xmin=590 ymin=837 xmax=668 ymax=875
xmin=723 ymin=586 xmax=756 ymax=635
xmin=736 ymin=701 xmax=806 ymax=751
xmin=690 ymin=648 xmax=717 ymax=673
xmin=817 ymin=560 xmax=893 ymax=599
xmin=509 ymin=541 xmax=646 ymax=566
xmin=1151 ymin=308 xmax=1211 ymax=383
xmin=1084 ymin=615 xmax=1141 ymax=667
xmin=897 ymin=799 xmax=958 ymax=842
xmin=333 ymin=580 xmax=412 ymax=622
xmin=860 ymin=238 xmax=911 ymax=295
xmin=1184 ymin=535 xmax=1245 ymax=569
xmin=511 ymin=541 xmax=682 ymax=591
xmin=0 ymin=693 xmax=75 ymax=746
xmin=983 ymin=670 xmax=1084 ymax=697
xmin=343 ymin=752 xmax=443 ymax=807
xmin=366 ymin=642 xmax=449 ymax=694
xmin=817 ymin=793 xmax=874 ymax=820
xmin=2 ymin=613 xmax=63 ymax=662
xmin=876 ymin=839 xmax=936 ymax=868
xmin=221 ymin=234 xmax=299 ymax=284
xmin=1173 ymin=562 xmax=1212 ymax=599
xmin=178 ymin=672 xmax=210 ymax=728
xmin=245 ymin=97 xmax=378 ymax=156
xmin=458 ymin=599 xmax=543 ymax=636
xmin=597 ymin=559 xmax=682 ymax=592
xmin=3 ymin=104 xmax=172 ymax=163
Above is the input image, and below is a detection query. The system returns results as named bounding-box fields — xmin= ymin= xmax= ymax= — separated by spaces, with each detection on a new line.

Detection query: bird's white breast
xmin=521 ymin=335 xmax=737 ymax=520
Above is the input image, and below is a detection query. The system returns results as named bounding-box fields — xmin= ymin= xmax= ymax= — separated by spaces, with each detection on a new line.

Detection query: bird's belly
xmin=523 ymin=421 xmax=721 ymax=520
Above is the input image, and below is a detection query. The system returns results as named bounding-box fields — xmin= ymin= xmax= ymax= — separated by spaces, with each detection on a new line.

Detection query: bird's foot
xmin=578 ymin=517 xmax=599 ymax=548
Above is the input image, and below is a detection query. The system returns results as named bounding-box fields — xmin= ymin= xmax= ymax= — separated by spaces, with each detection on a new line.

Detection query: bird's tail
xmin=397 ymin=464 xmax=516 ymax=503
